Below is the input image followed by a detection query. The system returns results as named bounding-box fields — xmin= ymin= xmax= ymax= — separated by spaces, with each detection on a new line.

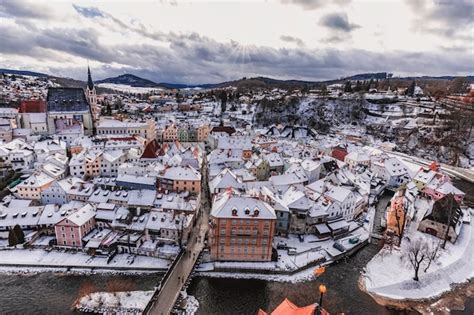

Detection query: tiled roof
xmin=46 ymin=87 xmax=89 ymax=112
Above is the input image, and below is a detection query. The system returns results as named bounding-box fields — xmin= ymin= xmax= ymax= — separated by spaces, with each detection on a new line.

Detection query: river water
xmin=0 ymin=273 xmax=161 ymax=314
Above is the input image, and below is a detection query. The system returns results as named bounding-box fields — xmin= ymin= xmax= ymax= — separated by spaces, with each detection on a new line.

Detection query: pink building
xmin=424 ymin=180 xmax=465 ymax=204
xmin=55 ymin=204 xmax=96 ymax=247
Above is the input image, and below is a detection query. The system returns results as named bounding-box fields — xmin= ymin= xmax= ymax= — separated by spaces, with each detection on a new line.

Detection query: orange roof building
xmin=258 ymin=298 xmax=329 ymax=315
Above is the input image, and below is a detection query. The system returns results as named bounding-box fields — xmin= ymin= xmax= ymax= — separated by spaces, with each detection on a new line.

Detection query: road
xmin=383 ymin=149 xmax=474 ymax=183
xmin=146 ymin=157 xmax=211 ymax=315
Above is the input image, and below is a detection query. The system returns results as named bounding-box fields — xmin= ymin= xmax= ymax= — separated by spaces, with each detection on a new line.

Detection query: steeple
xmin=87 ymin=66 xmax=94 ymax=90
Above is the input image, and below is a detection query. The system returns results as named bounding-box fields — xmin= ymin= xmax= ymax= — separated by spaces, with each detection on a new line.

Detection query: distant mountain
xmin=0 ymin=68 xmax=48 ymax=77
xmin=2 ymin=68 xmax=473 ymax=91
xmin=96 ymin=74 xmax=159 ymax=87
xmin=342 ymin=72 xmax=388 ymax=81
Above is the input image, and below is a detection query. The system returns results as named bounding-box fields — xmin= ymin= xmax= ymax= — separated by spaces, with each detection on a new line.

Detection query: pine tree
xmin=406 ymin=80 xmax=416 ymax=97
xmin=344 ymin=81 xmax=352 ymax=93
xmin=8 ymin=229 xmax=18 ymax=246
xmin=13 ymin=224 xmax=25 ymax=244
xmin=219 ymin=90 xmax=227 ymax=113
xmin=354 ymin=80 xmax=362 ymax=92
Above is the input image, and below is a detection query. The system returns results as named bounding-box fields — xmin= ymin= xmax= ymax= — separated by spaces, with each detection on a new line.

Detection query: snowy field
xmin=0 ymin=249 xmax=170 ymax=272
xmin=97 ymin=83 xmax=163 ymax=94
xmin=363 ymin=217 xmax=474 ymax=300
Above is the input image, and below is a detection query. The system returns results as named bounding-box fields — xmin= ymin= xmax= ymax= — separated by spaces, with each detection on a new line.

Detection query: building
xmin=209 ymin=192 xmax=276 ymax=262
xmin=46 ymin=87 xmax=94 ymax=137
xmin=96 ymin=119 xmax=156 ymax=143
xmin=17 ymin=100 xmax=48 ymax=134
xmin=86 ymin=66 xmax=100 ymax=122
xmin=418 ymin=194 xmax=463 ymax=244
xmin=371 ymin=156 xmax=411 ymax=188
xmin=385 ymin=190 xmax=407 ymax=237
xmin=55 ymin=204 xmax=96 ymax=247
xmin=162 ymin=124 xmax=178 ymax=142
xmin=258 ymin=297 xmax=328 ymax=315
xmin=15 ymin=172 xmax=55 ymax=200
xmin=158 ymin=166 xmax=201 ymax=193
xmin=344 ymin=151 xmax=370 ymax=170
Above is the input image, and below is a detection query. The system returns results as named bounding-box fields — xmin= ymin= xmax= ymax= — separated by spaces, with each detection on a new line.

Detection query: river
xmin=0 ymin=272 xmax=161 ymax=314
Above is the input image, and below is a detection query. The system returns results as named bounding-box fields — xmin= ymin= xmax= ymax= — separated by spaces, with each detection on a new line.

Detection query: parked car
xmin=276 ymin=241 xmax=287 ymax=249
xmin=287 ymin=248 xmax=297 ymax=255
xmin=349 ymin=236 xmax=360 ymax=244
xmin=333 ymin=242 xmax=345 ymax=252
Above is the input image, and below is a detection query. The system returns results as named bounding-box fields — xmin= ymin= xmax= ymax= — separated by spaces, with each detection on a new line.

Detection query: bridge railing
xmin=142 ymin=248 xmax=185 ymax=315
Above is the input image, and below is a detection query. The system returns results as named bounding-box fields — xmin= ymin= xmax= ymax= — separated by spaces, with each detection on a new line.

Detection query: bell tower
xmin=86 ymin=66 xmax=99 ymax=122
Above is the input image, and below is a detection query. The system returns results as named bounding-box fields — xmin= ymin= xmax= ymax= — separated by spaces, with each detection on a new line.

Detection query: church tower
xmin=86 ymin=66 xmax=99 ymax=122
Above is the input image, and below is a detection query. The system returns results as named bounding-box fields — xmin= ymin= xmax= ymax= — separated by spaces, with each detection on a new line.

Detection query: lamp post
xmin=318 ymin=284 xmax=327 ymax=315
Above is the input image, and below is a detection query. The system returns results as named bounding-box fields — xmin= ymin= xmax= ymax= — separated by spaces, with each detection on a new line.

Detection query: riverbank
xmin=362 ymin=220 xmax=473 ymax=300
xmin=197 ymin=237 xmax=368 ymax=282
xmin=359 ymin=212 xmax=474 ymax=313
xmin=196 ymin=224 xmax=370 ymax=281
xmin=360 ymin=277 xmax=474 ymax=314
xmin=0 ymin=248 xmax=170 ymax=274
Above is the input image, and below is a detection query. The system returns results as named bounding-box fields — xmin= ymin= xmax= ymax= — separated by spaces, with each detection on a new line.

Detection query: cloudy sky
xmin=0 ymin=0 xmax=473 ymax=84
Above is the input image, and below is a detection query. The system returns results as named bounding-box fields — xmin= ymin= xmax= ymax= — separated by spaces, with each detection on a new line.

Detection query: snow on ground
xmin=75 ymin=290 xmax=153 ymax=314
xmin=177 ymin=294 xmax=199 ymax=315
xmin=363 ymin=217 xmax=474 ymax=300
xmin=198 ymin=262 xmax=320 ymax=283
xmin=97 ymin=83 xmax=163 ymax=94
xmin=0 ymin=249 xmax=170 ymax=272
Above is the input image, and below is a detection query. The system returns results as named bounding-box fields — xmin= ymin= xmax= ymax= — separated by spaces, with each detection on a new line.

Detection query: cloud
xmin=2 ymin=19 xmax=472 ymax=84
xmin=0 ymin=1 xmax=54 ymax=19
xmin=0 ymin=1 xmax=472 ymax=84
xmin=405 ymin=0 xmax=474 ymax=42
xmin=319 ymin=12 xmax=359 ymax=32
xmin=280 ymin=35 xmax=306 ymax=47
xmin=281 ymin=0 xmax=351 ymax=10
xmin=281 ymin=0 xmax=325 ymax=10
xmin=72 ymin=4 xmax=104 ymax=18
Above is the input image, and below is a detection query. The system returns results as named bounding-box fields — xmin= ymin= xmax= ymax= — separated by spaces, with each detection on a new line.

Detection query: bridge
xmin=143 ymin=159 xmax=211 ymax=315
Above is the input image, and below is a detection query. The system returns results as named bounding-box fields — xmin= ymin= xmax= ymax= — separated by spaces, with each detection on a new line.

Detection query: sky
xmin=0 ymin=0 xmax=473 ymax=84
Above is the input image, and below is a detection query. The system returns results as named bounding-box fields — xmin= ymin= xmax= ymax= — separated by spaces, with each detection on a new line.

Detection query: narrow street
xmin=146 ymin=157 xmax=211 ymax=315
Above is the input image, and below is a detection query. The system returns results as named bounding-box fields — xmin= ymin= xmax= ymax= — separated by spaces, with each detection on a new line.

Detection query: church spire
xmin=87 ymin=66 xmax=94 ymax=90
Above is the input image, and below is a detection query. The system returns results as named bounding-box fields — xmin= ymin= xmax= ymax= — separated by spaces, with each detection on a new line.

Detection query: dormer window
xmin=231 ymin=208 xmax=238 ymax=216
xmin=254 ymin=208 xmax=260 ymax=217
xmin=244 ymin=208 xmax=250 ymax=215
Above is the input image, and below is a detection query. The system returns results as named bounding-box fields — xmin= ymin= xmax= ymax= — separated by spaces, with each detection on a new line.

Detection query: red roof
xmin=271 ymin=298 xmax=317 ymax=315
xmin=141 ymin=140 xmax=162 ymax=159
xmin=331 ymin=146 xmax=348 ymax=162
xmin=19 ymin=100 xmax=46 ymax=113
xmin=211 ymin=126 xmax=236 ymax=135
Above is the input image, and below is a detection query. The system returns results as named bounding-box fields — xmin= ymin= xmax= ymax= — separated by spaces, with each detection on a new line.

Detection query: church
xmin=46 ymin=67 xmax=98 ymax=139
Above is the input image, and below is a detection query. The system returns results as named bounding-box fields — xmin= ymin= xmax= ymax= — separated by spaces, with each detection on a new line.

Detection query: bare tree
xmin=406 ymin=238 xmax=440 ymax=281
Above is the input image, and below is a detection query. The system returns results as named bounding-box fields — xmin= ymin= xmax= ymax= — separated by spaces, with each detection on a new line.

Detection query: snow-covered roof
xmin=161 ymin=166 xmax=201 ymax=181
xmin=128 ymin=190 xmax=157 ymax=206
xmin=435 ymin=181 xmax=465 ymax=196
xmin=211 ymin=193 xmax=276 ymax=220
xmin=209 ymin=168 xmax=244 ymax=192
xmin=65 ymin=204 xmax=95 ymax=226
xmin=324 ymin=185 xmax=352 ymax=203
